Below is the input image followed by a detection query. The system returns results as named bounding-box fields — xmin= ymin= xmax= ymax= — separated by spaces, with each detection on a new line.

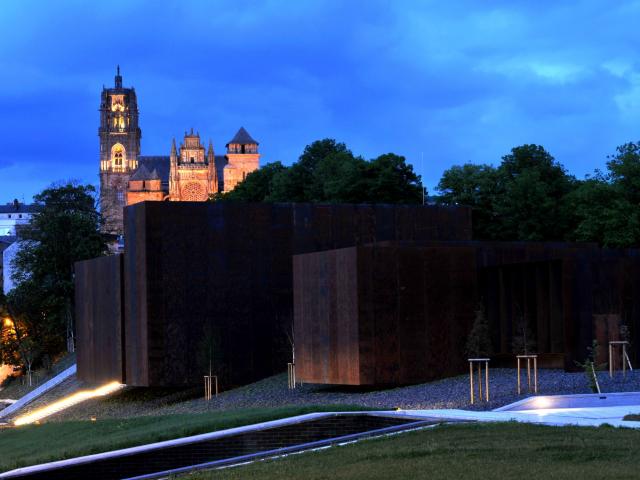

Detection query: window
xmin=116 ymin=191 xmax=125 ymax=204
xmin=112 ymin=144 xmax=126 ymax=171
xmin=18 ymin=214 xmax=22 ymax=218
xmin=190 ymin=157 xmax=195 ymax=163
xmin=7 ymin=214 xmax=11 ymax=219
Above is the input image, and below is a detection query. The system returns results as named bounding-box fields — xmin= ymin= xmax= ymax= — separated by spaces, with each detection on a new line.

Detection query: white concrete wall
xmin=2 ymin=241 xmax=21 ymax=294
xmin=0 ymin=213 xmax=32 ymax=236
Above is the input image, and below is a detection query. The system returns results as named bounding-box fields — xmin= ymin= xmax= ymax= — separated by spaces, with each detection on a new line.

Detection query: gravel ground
xmin=49 ymin=368 xmax=640 ymax=422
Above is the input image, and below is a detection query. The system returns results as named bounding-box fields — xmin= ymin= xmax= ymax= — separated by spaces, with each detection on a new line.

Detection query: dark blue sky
xmin=1 ymin=1 xmax=640 ymax=203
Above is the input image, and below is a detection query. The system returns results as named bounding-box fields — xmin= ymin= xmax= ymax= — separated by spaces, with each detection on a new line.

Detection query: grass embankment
xmin=189 ymin=422 xmax=640 ymax=480
xmin=0 ymin=404 xmax=367 ymax=473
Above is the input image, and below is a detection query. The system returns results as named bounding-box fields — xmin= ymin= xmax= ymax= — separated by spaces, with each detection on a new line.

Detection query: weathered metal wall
xmin=75 ymin=254 xmax=125 ymax=384
xmin=295 ymin=241 xmax=640 ymax=386
xmin=294 ymin=248 xmax=360 ymax=385
xmin=121 ymin=202 xmax=470 ymax=387
xmin=295 ymin=244 xmax=478 ymax=385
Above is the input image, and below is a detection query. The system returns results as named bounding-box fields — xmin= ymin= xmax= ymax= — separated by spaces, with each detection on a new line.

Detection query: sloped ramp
xmin=0 ymin=365 xmax=76 ymax=421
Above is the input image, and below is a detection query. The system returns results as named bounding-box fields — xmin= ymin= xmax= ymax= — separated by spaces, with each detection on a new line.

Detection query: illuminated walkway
xmin=12 ymin=381 xmax=124 ymax=426
xmin=402 ymin=391 xmax=640 ymax=428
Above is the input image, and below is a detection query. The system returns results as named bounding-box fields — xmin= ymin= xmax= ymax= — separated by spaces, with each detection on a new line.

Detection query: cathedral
xmin=99 ymin=67 xmax=260 ymax=235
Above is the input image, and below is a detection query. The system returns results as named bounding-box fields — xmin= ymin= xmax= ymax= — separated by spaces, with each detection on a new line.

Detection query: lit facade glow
xmin=13 ymin=381 xmax=123 ymax=426
xmin=532 ymin=397 xmax=553 ymax=409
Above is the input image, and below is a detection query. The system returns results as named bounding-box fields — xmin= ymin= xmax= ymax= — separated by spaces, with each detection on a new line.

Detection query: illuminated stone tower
xmin=223 ymin=127 xmax=260 ymax=192
xmin=169 ymin=129 xmax=218 ymax=201
xmin=99 ymin=66 xmax=141 ymax=235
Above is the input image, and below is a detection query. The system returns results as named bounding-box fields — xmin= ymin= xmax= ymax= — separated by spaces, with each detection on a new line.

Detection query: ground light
xmin=13 ymin=381 xmax=124 ymax=426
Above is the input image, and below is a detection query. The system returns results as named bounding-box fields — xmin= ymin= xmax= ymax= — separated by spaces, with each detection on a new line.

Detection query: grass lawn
xmin=0 ymin=404 xmax=367 ymax=473
xmin=187 ymin=422 xmax=640 ymax=480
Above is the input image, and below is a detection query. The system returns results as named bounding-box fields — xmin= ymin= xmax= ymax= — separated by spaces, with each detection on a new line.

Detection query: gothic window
xmin=111 ymin=144 xmax=126 ymax=171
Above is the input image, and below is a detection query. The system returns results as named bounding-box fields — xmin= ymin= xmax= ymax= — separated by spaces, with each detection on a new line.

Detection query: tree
xmin=436 ymin=164 xmax=500 ymax=239
xmin=565 ymin=176 xmax=640 ymax=247
xmin=606 ymin=142 xmax=640 ymax=205
xmin=493 ymin=145 xmax=577 ymax=241
xmin=216 ymin=139 xmax=424 ymax=205
xmin=267 ymin=139 xmax=359 ymax=202
xmin=364 ymin=153 xmax=423 ymax=204
xmin=218 ymin=162 xmax=288 ymax=202
xmin=465 ymin=304 xmax=493 ymax=358
xmin=436 ymin=144 xmax=578 ymax=241
xmin=511 ymin=304 xmax=536 ymax=356
xmin=8 ymin=182 xmax=107 ymax=358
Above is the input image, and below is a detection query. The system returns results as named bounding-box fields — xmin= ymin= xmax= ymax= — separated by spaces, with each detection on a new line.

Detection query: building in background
xmin=0 ymin=236 xmax=16 ymax=294
xmin=99 ymin=67 xmax=260 ymax=236
xmin=0 ymin=201 xmax=35 ymax=237
xmin=2 ymin=240 xmax=21 ymax=294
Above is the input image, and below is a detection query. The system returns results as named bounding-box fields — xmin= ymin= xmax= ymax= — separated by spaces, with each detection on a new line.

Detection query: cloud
xmin=1 ymin=0 xmax=640 ymax=201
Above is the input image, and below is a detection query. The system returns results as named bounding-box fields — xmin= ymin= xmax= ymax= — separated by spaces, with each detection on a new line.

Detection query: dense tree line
xmin=437 ymin=143 xmax=640 ymax=247
xmin=216 ymin=139 xmax=424 ymax=204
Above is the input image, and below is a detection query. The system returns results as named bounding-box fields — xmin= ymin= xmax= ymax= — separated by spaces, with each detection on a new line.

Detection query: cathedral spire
xmin=171 ymin=138 xmax=177 ymax=156
xmin=207 ymin=140 xmax=214 ymax=164
xmin=115 ymin=65 xmax=122 ymax=89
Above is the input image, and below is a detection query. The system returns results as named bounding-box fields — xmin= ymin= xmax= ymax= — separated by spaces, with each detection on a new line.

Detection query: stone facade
xmin=169 ymin=131 xmax=217 ymax=201
xmin=99 ymin=67 xmax=140 ymax=235
xmin=99 ymin=68 xmax=260 ymax=235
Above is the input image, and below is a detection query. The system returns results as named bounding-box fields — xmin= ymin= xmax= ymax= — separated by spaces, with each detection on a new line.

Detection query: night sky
xmin=1 ymin=1 xmax=640 ymax=203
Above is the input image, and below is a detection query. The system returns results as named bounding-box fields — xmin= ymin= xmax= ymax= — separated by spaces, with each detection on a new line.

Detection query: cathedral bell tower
xmin=99 ymin=66 xmax=141 ymax=235
xmin=223 ymin=127 xmax=260 ymax=192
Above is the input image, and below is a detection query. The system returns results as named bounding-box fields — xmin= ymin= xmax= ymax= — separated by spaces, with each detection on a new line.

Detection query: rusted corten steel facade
xmin=294 ymin=244 xmax=478 ymax=385
xmin=76 ymin=202 xmax=471 ymax=386
xmin=75 ymin=254 xmax=126 ymax=383
xmin=294 ymin=242 xmax=640 ymax=386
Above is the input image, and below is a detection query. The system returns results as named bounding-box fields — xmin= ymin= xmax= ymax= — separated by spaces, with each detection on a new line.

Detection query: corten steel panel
xmin=121 ymin=202 xmax=467 ymax=387
xmin=295 ymin=240 xmax=640 ymax=385
xmin=295 ymin=244 xmax=477 ymax=386
xmin=294 ymin=248 xmax=360 ymax=385
xmin=75 ymin=254 xmax=125 ymax=384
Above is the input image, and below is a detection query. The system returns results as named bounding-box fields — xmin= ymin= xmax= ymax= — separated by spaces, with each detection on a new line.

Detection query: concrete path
xmin=399 ymin=391 xmax=640 ymax=428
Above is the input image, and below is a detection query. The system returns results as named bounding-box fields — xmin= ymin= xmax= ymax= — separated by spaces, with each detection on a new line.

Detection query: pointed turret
xmin=169 ymin=138 xmax=179 ymax=199
xmin=207 ymin=140 xmax=218 ymax=196
xmin=226 ymin=127 xmax=258 ymax=149
xmin=207 ymin=140 xmax=214 ymax=163
xmin=115 ymin=65 xmax=122 ymax=89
